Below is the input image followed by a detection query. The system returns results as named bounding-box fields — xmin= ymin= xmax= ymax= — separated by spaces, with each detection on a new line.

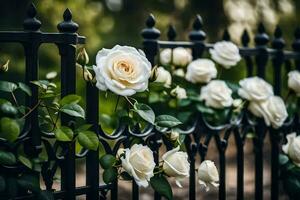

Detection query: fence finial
xmin=23 ymin=3 xmax=41 ymax=31
xmin=141 ymin=14 xmax=160 ymax=40
xmin=189 ymin=15 xmax=206 ymax=41
xmin=167 ymin=25 xmax=176 ymax=41
xmin=222 ymin=29 xmax=231 ymax=41
xmin=241 ymin=29 xmax=250 ymax=46
xmin=255 ymin=23 xmax=269 ymax=46
xmin=57 ymin=8 xmax=79 ymax=33
xmin=272 ymin=26 xmax=285 ymax=49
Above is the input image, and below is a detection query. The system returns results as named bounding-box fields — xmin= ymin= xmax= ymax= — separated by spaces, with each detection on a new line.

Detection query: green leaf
xmin=59 ymin=95 xmax=81 ymax=106
xmin=17 ymin=173 xmax=40 ymax=193
xmin=60 ymin=104 xmax=85 ymax=119
xmin=30 ymin=80 xmax=50 ymax=90
xmin=133 ymin=102 xmax=155 ymax=124
xmin=0 ymin=102 xmax=18 ymax=117
xmin=76 ymin=124 xmax=92 ymax=132
xmin=100 ymin=154 xmax=116 ymax=169
xmin=103 ymin=167 xmax=118 ymax=184
xmin=150 ymin=175 xmax=173 ymax=200
xmin=155 ymin=115 xmax=182 ymax=128
xmin=18 ymin=82 xmax=32 ymax=96
xmin=0 ymin=176 xmax=6 ymax=192
xmin=18 ymin=155 xmax=33 ymax=169
xmin=196 ymin=104 xmax=214 ymax=114
xmin=77 ymin=131 xmax=99 ymax=151
xmin=0 ymin=81 xmax=17 ymax=92
xmin=0 ymin=150 xmax=16 ymax=165
xmin=37 ymin=190 xmax=54 ymax=200
xmin=54 ymin=126 xmax=74 ymax=142
xmin=279 ymin=154 xmax=290 ymax=166
xmin=0 ymin=117 xmax=20 ymax=142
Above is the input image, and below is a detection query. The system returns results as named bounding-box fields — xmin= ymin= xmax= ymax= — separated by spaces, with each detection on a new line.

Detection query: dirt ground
xmin=48 ymin=134 xmax=290 ymax=200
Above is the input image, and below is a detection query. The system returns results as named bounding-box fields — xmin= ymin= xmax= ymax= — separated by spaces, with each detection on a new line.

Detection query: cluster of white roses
xmin=238 ymin=77 xmax=288 ymax=129
xmin=282 ymin=133 xmax=300 ymax=167
xmin=117 ymin=144 xmax=219 ymax=191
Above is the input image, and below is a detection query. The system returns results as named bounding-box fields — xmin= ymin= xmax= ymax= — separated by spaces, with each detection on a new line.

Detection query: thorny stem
xmin=114 ymin=95 xmax=121 ymax=112
xmin=124 ymin=96 xmax=134 ymax=107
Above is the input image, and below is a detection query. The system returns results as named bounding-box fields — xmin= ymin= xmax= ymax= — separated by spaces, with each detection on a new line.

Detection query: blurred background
xmin=0 ymin=0 xmax=297 ymax=199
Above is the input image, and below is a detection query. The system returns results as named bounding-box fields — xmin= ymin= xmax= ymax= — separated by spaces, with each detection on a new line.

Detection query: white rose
xmin=248 ymin=96 xmax=288 ymax=129
xmin=171 ymin=86 xmax=187 ymax=99
xmin=160 ymin=48 xmax=192 ymax=67
xmin=93 ymin=45 xmax=151 ymax=96
xmin=198 ymin=160 xmax=219 ymax=192
xmin=154 ymin=66 xmax=172 ymax=87
xmin=200 ymin=80 xmax=233 ymax=109
xmin=238 ymin=77 xmax=274 ymax=102
xmin=209 ymin=41 xmax=241 ymax=69
xmin=288 ymin=70 xmax=300 ymax=96
xmin=162 ymin=146 xmax=190 ymax=187
xmin=185 ymin=59 xmax=217 ymax=84
xmin=173 ymin=68 xmax=185 ymax=77
xmin=121 ymin=144 xmax=155 ymax=187
xmin=282 ymin=133 xmax=300 ymax=167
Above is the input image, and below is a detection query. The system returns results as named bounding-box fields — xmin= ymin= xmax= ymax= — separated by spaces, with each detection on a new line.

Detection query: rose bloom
xmin=185 ymin=59 xmax=217 ymax=84
xmin=171 ymin=86 xmax=187 ymax=99
xmin=160 ymin=47 xmax=192 ymax=67
xmin=198 ymin=160 xmax=219 ymax=191
xmin=120 ymin=144 xmax=155 ymax=187
xmin=173 ymin=68 xmax=185 ymax=77
xmin=154 ymin=66 xmax=172 ymax=88
xmin=238 ymin=76 xmax=274 ymax=102
xmin=162 ymin=146 xmax=190 ymax=187
xmin=200 ymin=80 xmax=233 ymax=109
xmin=248 ymin=96 xmax=288 ymax=129
xmin=209 ymin=41 xmax=241 ymax=69
xmin=93 ymin=45 xmax=151 ymax=96
xmin=282 ymin=133 xmax=300 ymax=167
xmin=288 ymin=70 xmax=300 ymax=96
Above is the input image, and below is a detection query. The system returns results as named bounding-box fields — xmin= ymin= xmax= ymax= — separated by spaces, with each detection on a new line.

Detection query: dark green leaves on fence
xmin=54 ymin=126 xmax=74 ymax=142
xmin=18 ymin=82 xmax=32 ymax=96
xmin=155 ymin=115 xmax=182 ymax=128
xmin=0 ymin=150 xmax=16 ymax=165
xmin=0 ymin=101 xmax=18 ymax=117
xmin=100 ymin=154 xmax=116 ymax=169
xmin=17 ymin=173 xmax=40 ymax=193
xmin=133 ymin=102 xmax=155 ymax=124
xmin=150 ymin=175 xmax=173 ymax=200
xmin=77 ymin=131 xmax=99 ymax=151
xmin=0 ymin=117 xmax=20 ymax=142
xmin=60 ymin=103 xmax=85 ymax=119
xmin=0 ymin=81 xmax=17 ymax=92
xmin=59 ymin=95 xmax=81 ymax=106
xmin=103 ymin=167 xmax=118 ymax=184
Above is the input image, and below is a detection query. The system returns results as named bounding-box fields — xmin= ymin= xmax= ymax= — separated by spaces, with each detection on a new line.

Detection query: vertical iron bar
xmin=234 ymin=128 xmax=244 ymax=200
xmin=86 ymin=82 xmax=100 ymax=200
xmin=57 ymin=8 xmax=79 ymax=200
xmin=254 ymin=23 xmax=269 ymax=200
xmin=270 ymin=26 xmax=285 ymax=200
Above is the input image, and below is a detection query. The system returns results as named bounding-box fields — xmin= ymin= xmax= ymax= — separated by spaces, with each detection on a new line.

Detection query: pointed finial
xmin=222 ymin=29 xmax=231 ymax=41
xmin=255 ymin=23 xmax=269 ymax=46
xmin=241 ymin=29 xmax=250 ymax=46
xmin=292 ymin=27 xmax=300 ymax=51
xmin=272 ymin=26 xmax=285 ymax=49
xmin=23 ymin=3 xmax=41 ymax=31
xmin=57 ymin=8 xmax=78 ymax=33
xmin=167 ymin=25 xmax=177 ymax=41
xmin=189 ymin=15 xmax=206 ymax=41
xmin=141 ymin=14 xmax=160 ymax=40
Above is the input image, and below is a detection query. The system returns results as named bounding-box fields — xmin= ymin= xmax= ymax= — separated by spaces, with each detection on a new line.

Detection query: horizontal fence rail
xmin=0 ymin=3 xmax=299 ymax=200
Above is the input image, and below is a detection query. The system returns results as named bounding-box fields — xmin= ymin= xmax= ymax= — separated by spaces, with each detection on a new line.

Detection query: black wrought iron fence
xmin=0 ymin=2 xmax=299 ymax=200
